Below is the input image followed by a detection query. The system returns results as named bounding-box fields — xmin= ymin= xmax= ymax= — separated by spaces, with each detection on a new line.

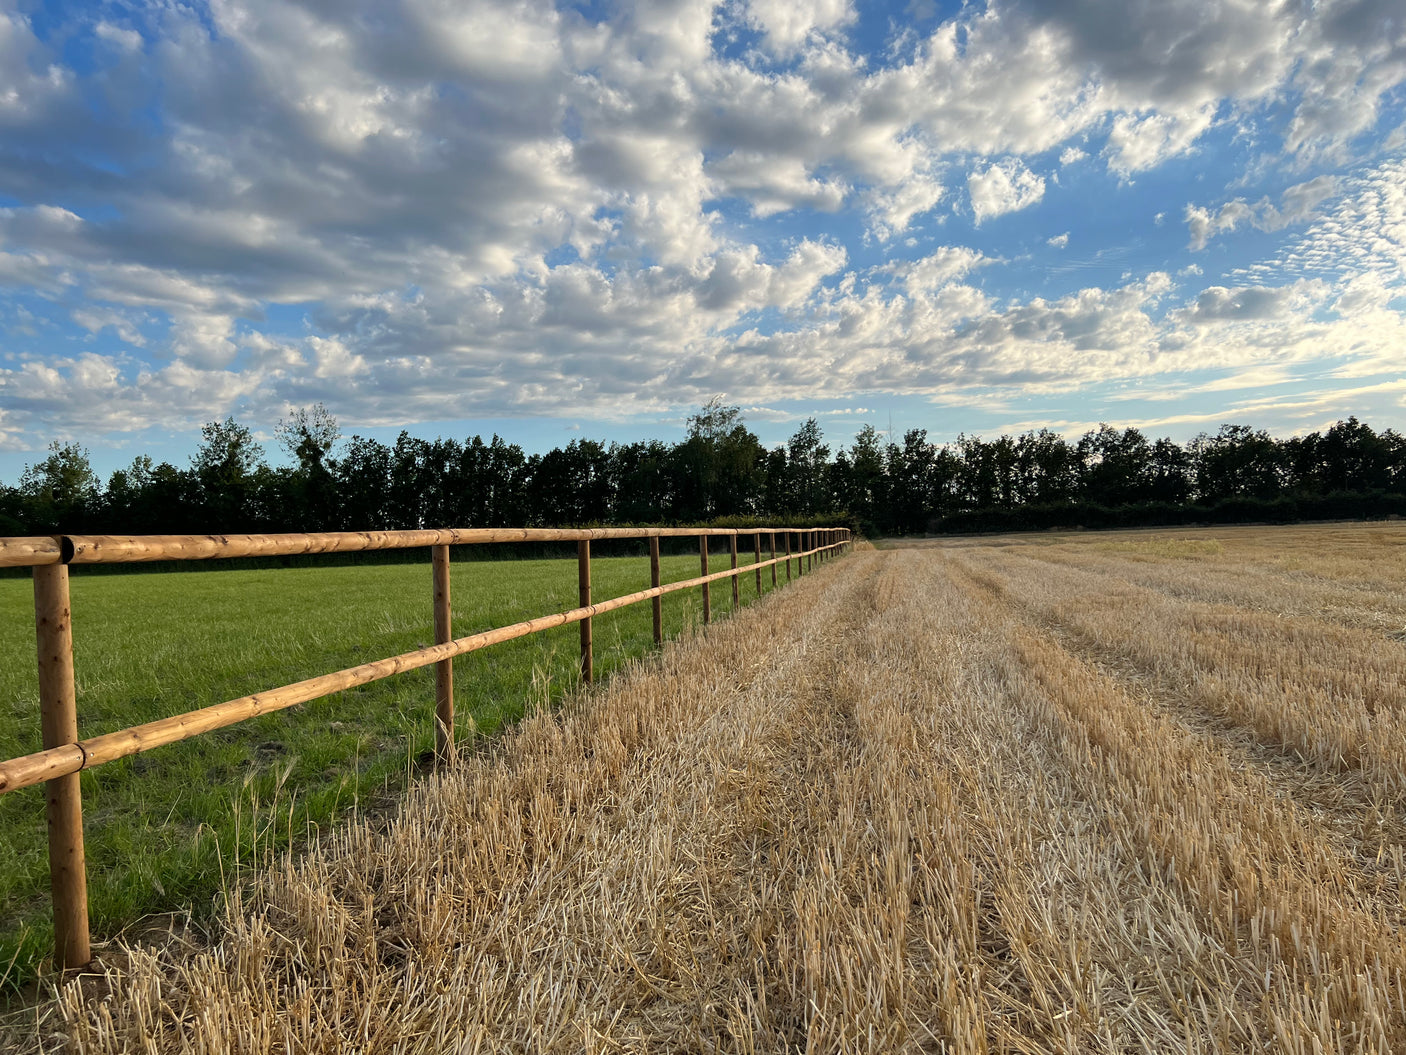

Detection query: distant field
xmin=0 ymin=545 xmax=787 ymax=989
xmin=45 ymin=521 xmax=1406 ymax=1052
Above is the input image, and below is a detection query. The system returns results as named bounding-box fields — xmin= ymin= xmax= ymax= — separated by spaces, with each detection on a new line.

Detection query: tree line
xmin=7 ymin=401 xmax=1405 ymax=539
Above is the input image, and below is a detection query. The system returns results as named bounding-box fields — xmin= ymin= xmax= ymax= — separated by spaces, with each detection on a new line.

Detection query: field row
xmin=49 ymin=523 xmax=1406 ymax=1051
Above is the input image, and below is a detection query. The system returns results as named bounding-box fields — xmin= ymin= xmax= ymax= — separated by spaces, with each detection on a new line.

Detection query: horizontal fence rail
xmin=1 ymin=524 xmax=851 ymax=971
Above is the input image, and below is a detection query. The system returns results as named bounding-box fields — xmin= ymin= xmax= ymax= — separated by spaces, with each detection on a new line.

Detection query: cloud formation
xmin=967 ymin=160 xmax=1046 ymax=225
xmin=1186 ymin=175 xmax=1341 ymax=250
xmin=0 ymin=0 xmax=1401 ymax=455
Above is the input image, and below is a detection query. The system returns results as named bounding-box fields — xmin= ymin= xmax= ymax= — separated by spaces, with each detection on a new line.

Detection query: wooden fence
xmin=0 ymin=525 xmax=851 ymax=971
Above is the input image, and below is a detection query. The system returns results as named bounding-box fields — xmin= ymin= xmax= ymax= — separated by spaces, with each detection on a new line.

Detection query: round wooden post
xmin=432 ymin=545 xmax=455 ymax=763
xmin=753 ymin=533 xmax=762 ymax=595
xmin=785 ymin=532 xmax=792 ymax=581
xmin=649 ymin=536 xmax=662 ymax=645
xmin=34 ymin=563 xmax=91 ymax=972
xmin=699 ymin=536 xmax=711 ymax=624
xmin=729 ymin=534 xmax=739 ymax=610
xmin=770 ymin=532 xmax=777 ymax=586
xmin=578 ymin=541 xmax=593 ymax=683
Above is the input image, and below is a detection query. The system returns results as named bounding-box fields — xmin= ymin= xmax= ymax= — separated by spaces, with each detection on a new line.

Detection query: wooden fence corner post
xmin=729 ymin=533 xmax=739 ymax=610
xmin=649 ymin=536 xmax=662 ymax=646
xmin=770 ymin=532 xmax=777 ymax=587
xmin=578 ymin=540 xmax=593 ymax=683
xmin=785 ymin=532 xmax=792 ymax=581
xmin=34 ymin=562 xmax=91 ymax=973
xmin=699 ymin=535 xmax=711 ymax=625
xmin=432 ymin=544 xmax=455 ymax=764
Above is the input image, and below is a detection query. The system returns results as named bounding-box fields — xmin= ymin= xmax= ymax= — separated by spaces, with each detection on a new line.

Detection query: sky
xmin=0 ymin=0 xmax=1404 ymax=480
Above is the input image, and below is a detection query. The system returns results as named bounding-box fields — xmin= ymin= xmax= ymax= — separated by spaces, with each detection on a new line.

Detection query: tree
xmin=191 ymin=418 xmax=267 ymax=529
xmin=1189 ymin=425 xmax=1281 ymax=502
xmin=277 ymin=405 xmax=341 ymax=530
xmin=525 ymin=440 xmax=613 ymax=525
xmin=276 ymin=404 xmax=340 ymax=465
xmin=608 ymin=440 xmax=674 ymax=523
xmin=1148 ymin=437 xmax=1191 ymax=505
xmin=1316 ymin=417 xmax=1393 ymax=493
xmin=674 ymin=399 xmax=765 ymax=519
xmin=1077 ymin=425 xmax=1156 ymax=506
xmin=20 ymin=441 xmax=99 ymax=531
xmin=1014 ymin=430 xmax=1079 ymax=505
xmin=335 ymin=435 xmax=394 ymax=530
xmin=953 ymin=434 xmax=998 ymax=509
xmin=387 ymin=432 xmax=430 ymax=529
xmin=834 ymin=424 xmax=887 ymax=531
xmin=787 ymin=419 xmax=831 ymax=515
xmin=886 ymin=429 xmax=942 ymax=534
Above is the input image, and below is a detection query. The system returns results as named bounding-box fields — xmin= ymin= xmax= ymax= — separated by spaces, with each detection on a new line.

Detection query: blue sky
xmin=0 ymin=0 xmax=1404 ymax=480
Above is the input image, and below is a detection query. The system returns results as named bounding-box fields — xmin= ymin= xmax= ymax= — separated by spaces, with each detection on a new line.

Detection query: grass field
xmin=0 ymin=543 xmax=794 ymax=991
xmin=25 ymin=521 xmax=1406 ymax=1051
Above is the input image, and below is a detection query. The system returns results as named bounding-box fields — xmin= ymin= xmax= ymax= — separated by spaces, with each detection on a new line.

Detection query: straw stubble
xmin=54 ymin=525 xmax=1406 ymax=1052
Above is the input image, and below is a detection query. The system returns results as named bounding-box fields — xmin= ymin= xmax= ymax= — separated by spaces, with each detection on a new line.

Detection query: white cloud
xmin=94 ymin=21 xmax=143 ymax=54
xmin=967 ymin=159 xmax=1045 ymax=224
xmin=1186 ymin=175 xmax=1341 ymax=249
xmin=1047 ymin=232 xmax=1069 ymax=248
xmin=1059 ymin=147 xmax=1086 ymax=166
xmin=1105 ymin=107 xmax=1216 ymax=176
xmin=710 ymin=152 xmax=850 ymax=217
xmin=746 ymin=0 xmax=855 ymax=55
xmin=866 ymin=172 xmax=944 ymax=240
xmin=887 ymin=246 xmax=990 ymax=294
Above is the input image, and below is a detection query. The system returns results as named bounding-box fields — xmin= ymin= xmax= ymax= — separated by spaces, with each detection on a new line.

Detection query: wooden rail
xmin=0 ymin=525 xmax=851 ymax=970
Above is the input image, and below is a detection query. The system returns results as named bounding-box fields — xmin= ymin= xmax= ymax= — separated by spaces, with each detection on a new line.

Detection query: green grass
xmin=0 ymin=544 xmax=799 ymax=990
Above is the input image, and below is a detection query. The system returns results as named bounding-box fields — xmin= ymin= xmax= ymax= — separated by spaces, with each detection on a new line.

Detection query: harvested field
xmin=38 ymin=524 xmax=1406 ymax=1051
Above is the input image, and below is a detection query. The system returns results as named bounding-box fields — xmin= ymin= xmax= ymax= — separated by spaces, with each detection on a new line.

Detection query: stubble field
xmin=39 ymin=523 xmax=1406 ymax=1052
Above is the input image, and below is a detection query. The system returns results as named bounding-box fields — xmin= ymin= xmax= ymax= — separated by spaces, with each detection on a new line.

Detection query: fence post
xmin=649 ymin=536 xmax=662 ymax=646
xmin=770 ymin=532 xmax=777 ymax=586
xmin=699 ymin=536 xmax=711 ymax=624
xmin=34 ymin=563 xmax=91 ymax=972
xmin=432 ymin=544 xmax=455 ymax=763
xmin=754 ymin=533 xmax=762 ymax=595
xmin=578 ymin=541 xmax=593 ymax=683
xmin=785 ymin=532 xmax=792 ymax=580
xmin=729 ymin=534 xmax=739 ymax=610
